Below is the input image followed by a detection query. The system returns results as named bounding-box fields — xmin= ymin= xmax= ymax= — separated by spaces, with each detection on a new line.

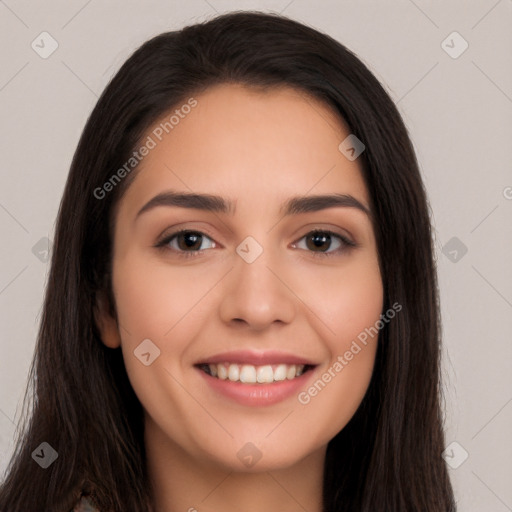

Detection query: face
xmin=96 ymin=83 xmax=383 ymax=472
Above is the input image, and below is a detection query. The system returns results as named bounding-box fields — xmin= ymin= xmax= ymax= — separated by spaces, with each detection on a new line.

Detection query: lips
xmin=195 ymin=349 xmax=317 ymax=366
xmin=195 ymin=350 xmax=317 ymax=385
xmin=196 ymin=358 xmax=318 ymax=406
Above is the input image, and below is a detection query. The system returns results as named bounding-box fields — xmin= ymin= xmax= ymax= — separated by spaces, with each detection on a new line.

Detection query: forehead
xmin=118 ymin=83 xmax=369 ymax=217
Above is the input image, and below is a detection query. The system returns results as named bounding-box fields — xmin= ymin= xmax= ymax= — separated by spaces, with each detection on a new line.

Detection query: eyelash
xmin=155 ymin=228 xmax=357 ymax=259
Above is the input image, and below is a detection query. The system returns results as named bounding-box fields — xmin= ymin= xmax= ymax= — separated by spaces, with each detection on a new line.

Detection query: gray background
xmin=1 ymin=0 xmax=511 ymax=510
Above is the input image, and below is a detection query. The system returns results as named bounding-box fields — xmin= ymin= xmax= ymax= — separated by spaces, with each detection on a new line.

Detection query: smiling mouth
xmin=197 ymin=363 xmax=315 ymax=384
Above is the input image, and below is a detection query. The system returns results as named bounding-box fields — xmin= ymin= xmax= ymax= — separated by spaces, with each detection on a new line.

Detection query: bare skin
xmin=96 ymin=83 xmax=383 ymax=512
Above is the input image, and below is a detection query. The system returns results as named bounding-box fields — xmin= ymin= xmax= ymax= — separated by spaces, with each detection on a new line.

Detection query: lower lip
xmin=196 ymin=366 xmax=316 ymax=406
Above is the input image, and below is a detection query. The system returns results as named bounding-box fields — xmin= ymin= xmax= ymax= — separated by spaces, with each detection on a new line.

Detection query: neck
xmin=144 ymin=417 xmax=326 ymax=512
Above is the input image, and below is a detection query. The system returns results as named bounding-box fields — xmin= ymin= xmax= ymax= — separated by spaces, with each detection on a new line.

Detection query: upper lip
xmin=196 ymin=349 xmax=318 ymax=366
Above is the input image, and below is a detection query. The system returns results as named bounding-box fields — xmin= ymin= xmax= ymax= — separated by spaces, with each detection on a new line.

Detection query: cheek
xmin=109 ymin=254 xmax=203 ymax=430
xmin=324 ymin=256 xmax=383 ymax=384
xmin=111 ymin=252 xmax=205 ymax=342
xmin=292 ymin=251 xmax=383 ymax=345
xmin=110 ymin=250 xmax=223 ymax=377
xmin=292 ymin=254 xmax=383 ymax=436
xmin=332 ymin=267 xmax=383 ymax=346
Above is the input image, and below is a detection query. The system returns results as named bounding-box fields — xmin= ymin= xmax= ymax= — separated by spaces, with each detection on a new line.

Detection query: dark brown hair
xmin=0 ymin=11 xmax=456 ymax=511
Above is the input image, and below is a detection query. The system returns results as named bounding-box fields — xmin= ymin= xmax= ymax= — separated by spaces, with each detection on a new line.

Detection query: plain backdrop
xmin=0 ymin=1 xmax=511 ymax=510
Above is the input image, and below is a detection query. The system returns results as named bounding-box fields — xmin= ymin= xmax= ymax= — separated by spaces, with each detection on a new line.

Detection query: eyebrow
xmin=135 ymin=190 xmax=370 ymax=220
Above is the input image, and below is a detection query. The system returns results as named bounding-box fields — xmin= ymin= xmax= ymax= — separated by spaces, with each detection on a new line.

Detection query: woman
xmin=0 ymin=11 xmax=456 ymax=511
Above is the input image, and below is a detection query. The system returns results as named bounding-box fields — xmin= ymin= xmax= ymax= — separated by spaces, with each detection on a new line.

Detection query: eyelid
xmin=155 ymin=226 xmax=357 ymax=259
xmin=290 ymin=229 xmax=356 ymax=258
xmin=155 ymin=228 xmax=218 ymax=254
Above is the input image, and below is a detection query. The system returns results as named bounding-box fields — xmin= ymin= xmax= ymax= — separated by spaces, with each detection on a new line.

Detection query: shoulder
xmin=71 ymin=495 xmax=100 ymax=512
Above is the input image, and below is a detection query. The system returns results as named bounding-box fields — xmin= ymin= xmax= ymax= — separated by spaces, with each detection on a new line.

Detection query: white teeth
xmin=240 ymin=365 xmax=257 ymax=383
xmin=273 ymin=364 xmax=287 ymax=381
xmin=256 ymin=365 xmax=273 ymax=383
xmin=217 ymin=364 xmax=228 ymax=380
xmin=205 ymin=363 xmax=307 ymax=383
xmin=228 ymin=364 xmax=240 ymax=382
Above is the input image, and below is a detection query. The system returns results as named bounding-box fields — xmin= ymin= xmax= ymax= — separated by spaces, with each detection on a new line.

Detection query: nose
xmin=218 ymin=245 xmax=297 ymax=331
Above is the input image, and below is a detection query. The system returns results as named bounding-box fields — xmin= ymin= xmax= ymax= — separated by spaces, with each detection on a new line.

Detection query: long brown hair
xmin=0 ymin=11 xmax=456 ymax=511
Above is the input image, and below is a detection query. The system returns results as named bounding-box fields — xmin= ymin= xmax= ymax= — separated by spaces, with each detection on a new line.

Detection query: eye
xmin=291 ymin=229 xmax=356 ymax=257
xmin=156 ymin=229 xmax=216 ymax=257
xmin=156 ymin=228 xmax=356 ymax=259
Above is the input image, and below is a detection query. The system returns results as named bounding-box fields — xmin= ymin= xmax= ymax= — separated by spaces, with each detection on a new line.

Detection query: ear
xmin=94 ymin=291 xmax=122 ymax=349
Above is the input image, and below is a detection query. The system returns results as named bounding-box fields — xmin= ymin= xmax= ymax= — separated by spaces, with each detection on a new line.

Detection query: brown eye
xmin=157 ymin=230 xmax=216 ymax=256
xmin=293 ymin=230 xmax=355 ymax=257
xmin=175 ymin=231 xmax=204 ymax=251
xmin=306 ymin=232 xmax=333 ymax=251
